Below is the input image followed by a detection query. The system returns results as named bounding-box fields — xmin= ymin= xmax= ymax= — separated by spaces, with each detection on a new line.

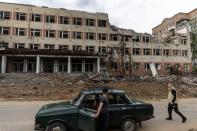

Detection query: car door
xmin=78 ymin=94 xmax=97 ymax=131
xmin=108 ymin=93 xmax=132 ymax=127
xmin=78 ymin=108 xmax=96 ymax=131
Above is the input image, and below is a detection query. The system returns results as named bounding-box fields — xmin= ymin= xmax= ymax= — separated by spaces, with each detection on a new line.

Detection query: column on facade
xmin=36 ymin=55 xmax=40 ymax=73
xmin=67 ymin=56 xmax=71 ymax=73
xmin=23 ymin=58 xmax=28 ymax=73
xmin=82 ymin=59 xmax=85 ymax=73
xmin=97 ymin=57 xmax=100 ymax=73
xmin=1 ymin=55 xmax=7 ymax=74
xmin=54 ymin=60 xmax=59 ymax=73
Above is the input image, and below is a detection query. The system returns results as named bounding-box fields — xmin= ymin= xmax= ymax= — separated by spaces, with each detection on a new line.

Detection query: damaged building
xmin=152 ymin=8 xmax=197 ymax=69
xmin=0 ymin=2 xmax=193 ymax=76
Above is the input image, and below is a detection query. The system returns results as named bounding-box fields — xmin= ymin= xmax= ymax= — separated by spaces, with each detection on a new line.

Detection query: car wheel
xmin=121 ymin=118 xmax=136 ymax=131
xmin=46 ymin=122 xmax=66 ymax=131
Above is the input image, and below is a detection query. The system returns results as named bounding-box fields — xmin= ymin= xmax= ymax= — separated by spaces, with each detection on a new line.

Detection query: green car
xmin=34 ymin=88 xmax=154 ymax=131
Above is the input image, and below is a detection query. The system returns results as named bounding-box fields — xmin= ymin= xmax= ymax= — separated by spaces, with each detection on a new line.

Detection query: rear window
xmin=108 ymin=93 xmax=131 ymax=105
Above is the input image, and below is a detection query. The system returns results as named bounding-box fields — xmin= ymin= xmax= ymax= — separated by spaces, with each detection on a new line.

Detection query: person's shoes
xmin=166 ymin=117 xmax=172 ymax=120
xmin=182 ymin=117 xmax=187 ymax=123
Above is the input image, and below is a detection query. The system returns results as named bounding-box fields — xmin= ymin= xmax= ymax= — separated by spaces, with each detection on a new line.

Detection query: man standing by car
xmin=94 ymin=88 xmax=109 ymax=131
xmin=166 ymin=83 xmax=187 ymax=123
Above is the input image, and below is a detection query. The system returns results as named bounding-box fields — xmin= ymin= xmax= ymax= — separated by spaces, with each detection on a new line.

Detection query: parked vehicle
xmin=34 ymin=88 xmax=154 ymax=131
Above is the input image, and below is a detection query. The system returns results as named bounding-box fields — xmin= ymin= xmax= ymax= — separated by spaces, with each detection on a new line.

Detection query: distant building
xmin=152 ymin=9 xmax=197 ymax=68
xmin=0 ymin=2 xmax=192 ymax=76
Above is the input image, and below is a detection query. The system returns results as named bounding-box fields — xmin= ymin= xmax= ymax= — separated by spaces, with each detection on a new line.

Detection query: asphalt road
xmin=0 ymin=99 xmax=197 ymax=131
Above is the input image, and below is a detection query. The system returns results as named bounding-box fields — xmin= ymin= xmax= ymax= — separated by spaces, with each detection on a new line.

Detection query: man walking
xmin=166 ymin=83 xmax=187 ymax=123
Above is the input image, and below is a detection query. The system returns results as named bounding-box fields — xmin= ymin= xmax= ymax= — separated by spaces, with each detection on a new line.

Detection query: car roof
xmin=81 ymin=87 xmax=125 ymax=95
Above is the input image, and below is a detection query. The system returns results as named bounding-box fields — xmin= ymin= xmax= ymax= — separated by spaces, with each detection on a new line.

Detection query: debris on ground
xmin=0 ymin=73 xmax=197 ymax=100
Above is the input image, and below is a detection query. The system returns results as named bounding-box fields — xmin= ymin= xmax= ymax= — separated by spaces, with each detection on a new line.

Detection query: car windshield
xmin=125 ymin=94 xmax=134 ymax=103
xmin=71 ymin=93 xmax=83 ymax=106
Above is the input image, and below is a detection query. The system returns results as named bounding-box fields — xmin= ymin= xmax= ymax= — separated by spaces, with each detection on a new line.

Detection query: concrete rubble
xmin=0 ymin=73 xmax=197 ymax=100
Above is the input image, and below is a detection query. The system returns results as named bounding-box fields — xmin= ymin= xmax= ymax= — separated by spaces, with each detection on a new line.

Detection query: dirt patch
xmin=0 ymin=73 xmax=197 ymax=100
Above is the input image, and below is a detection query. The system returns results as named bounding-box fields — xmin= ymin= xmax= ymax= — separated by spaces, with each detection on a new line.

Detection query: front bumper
xmin=34 ymin=122 xmax=44 ymax=130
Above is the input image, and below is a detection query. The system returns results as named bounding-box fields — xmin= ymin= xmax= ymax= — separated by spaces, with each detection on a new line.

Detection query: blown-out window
xmin=31 ymin=14 xmax=41 ymax=22
xmin=31 ymin=29 xmax=41 ymax=37
xmin=0 ymin=11 xmax=11 ymax=19
xmin=16 ymin=12 xmax=26 ymax=21
xmin=59 ymin=16 xmax=69 ymax=24
xmin=15 ymin=28 xmax=26 ymax=36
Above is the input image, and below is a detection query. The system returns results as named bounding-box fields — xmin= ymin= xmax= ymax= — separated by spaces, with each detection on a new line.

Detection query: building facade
xmin=152 ymin=8 xmax=197 ymax=69
xmin=0 ymin=2 xmax=192 ymax=76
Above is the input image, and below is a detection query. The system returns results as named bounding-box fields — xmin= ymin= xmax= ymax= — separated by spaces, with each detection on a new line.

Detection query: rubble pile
xmin=0 ymin=73 xmax=197 ymax=100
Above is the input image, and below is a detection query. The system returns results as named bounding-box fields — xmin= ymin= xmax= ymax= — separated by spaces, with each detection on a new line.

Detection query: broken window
xmin=27 ymin=59 xmax=36 ymax=72
xmin=98 ymin=19 xmax=107 ymax=27
xmin=175 ymin=64 xmax=180 ymax=69
xmin=59 ymin=16 xmax=69 ymax=24
xmin=86 ymin=46 xmax=95 ymax=53
xmin=155 ymin=64 xmax=161 ymax=70
xmin=46 ymin=30 xmax=56 ymax=38
xmin=73 ymin=17 xmax=82 ymax=25
xmin=0 ymin=42 xmax=8 ymax=48
xmin=31 ymin=29 xmax=41 ymax=37
xmin=143 ymin=36 xmax=150 ymax=43
xmin=98 ymin=33 xmax=108 ymax=40
xmin=59 ymin=45 xmax=69 ymax=50
xmin=86 ymin=32 xmax=95 ymax=40
xmin=125 ymin=63 xmax=129 ymax=70
xmin=180 ymin=39 xmax=187 ymax=45
xmin=15 ymin=28 xmax=26 ymax=36
xmin=0 ymin=11 xmax=11 ymax=19
xmin=59 ymin=61 xmax=68 ymax=72
xmin=111 ymin=63 xmax=117 ymax=70
xmin=99 ymin=47 xmax=107 ymax=54
xmin=153 ymin=49 xmax=161 ymax=56
xmin=16 ymin=12 xmax=26 ymax=21
xmin=182 ymin=50 xmax=188 ymax=56
xmin=31 ymin=14 xmax=41 ymax=22
xmin=110 ymin=34 xmax=118 ymax=41
xmin=163 ymin=49 xmax=171 ymax=56
xmin=44 ymin=44 xmax=55 ymax=49
xmin=173 ymin=50 xmax=181 ymax=56
xmin=0 ymin=27 xmax=10 ymax=35
xmin=144 ymin=63 xmax=150 ymax=70
xmin=59 ymin=31 xmax=69 ymax=39
xmin=125 ymin=35 xmax=132 ymax=42
xmin=165 ymin=64 xmax=171 ymax=69
xmin=143 ymin=48 xmax=151 ymax=55
xmin=134 ymin=63 xmax=140 ymax=70
xmin=86 ymin=18 xmax=95 ymax=26
xmin=133 ymin=48 xmax=140 ymax=55
xmin=29 ymin=43 xmax=40 ymax=49
xmin=14 ymin=43 xmax=25 ymax=48
xmin=85 ymin=60 xmax=94 ymax=72
xmin=124 ymin=48 xmax=129 ymax=55
xmin=73 ymin=45 xmax=82 ymax=51
xmin=184 ymin=64 xmax=189 ymax=70
xmin=72 ymin=59 xmax=82 ymax=72
xmin=73 ymin=32 xmax=82 ymax=39
xmin=11 ymin=58 xmax=24 ymax=72
xmin=46 ymin=15 xmax=55 ymax=23
xmin=133 ymin=36 xmax=141 ymax=42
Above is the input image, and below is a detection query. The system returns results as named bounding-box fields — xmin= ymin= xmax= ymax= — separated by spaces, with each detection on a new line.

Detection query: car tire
xmin=121 ymin=118 xmax=136 ymax=131
xmin=46 ymin=122 xmax=66 ymax=131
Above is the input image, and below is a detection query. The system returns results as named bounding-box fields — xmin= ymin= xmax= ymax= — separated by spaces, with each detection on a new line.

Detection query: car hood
xmin=36 ymin=101 xmax=77 ymax=116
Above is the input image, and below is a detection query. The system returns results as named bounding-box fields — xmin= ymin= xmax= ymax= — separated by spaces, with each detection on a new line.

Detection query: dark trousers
xmin=97 ymin=112 xmax=109 ymax=131
xmin=168 ymin=103 xmax=186 ymax=119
